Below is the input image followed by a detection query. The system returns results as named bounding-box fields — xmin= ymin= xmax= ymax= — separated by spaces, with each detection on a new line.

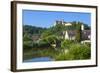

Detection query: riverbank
xmin=23 ymin=43 xmax=91 ymax=62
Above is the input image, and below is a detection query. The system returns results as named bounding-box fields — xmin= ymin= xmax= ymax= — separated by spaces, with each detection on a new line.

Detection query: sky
xmin=23 ymin=10 xmax=91 ymax=28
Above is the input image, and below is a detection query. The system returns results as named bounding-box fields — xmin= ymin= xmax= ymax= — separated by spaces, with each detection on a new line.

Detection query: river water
xmin=24 ymin=57 xmax=54 ymax=62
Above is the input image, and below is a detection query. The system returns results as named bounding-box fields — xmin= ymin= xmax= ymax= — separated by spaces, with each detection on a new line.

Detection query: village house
xmin=54 ymin=20 xmax=91 ymax=43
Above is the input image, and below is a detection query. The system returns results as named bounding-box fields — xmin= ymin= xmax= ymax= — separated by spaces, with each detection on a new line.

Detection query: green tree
xmin=41 ymin=24 xmax=65 ymax=39
xmin=61 ymin=40 xmax=72 ymax=50
xmin=41 ymin=29 xmax=53 ymax=38
xmin=42 ymin=35 xmax=57 ymax=46
xmin=66 ymin=44 xmax=91 ymax=60
xmin=23 ymin=33 xmax=33 ymax=50
xmin=76 ymin=22 xmax=82 ymax=42
xmin=52 ymin=24 xmax=65 ymax=36
xmin=71 ymin=21 xmax=82 ymax=42
xmin=23 ymin=33 xmax=32 ymax=41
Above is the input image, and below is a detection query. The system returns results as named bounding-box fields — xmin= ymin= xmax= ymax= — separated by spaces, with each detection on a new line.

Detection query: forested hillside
xmin=23 ymin=25 xmax=47 ymax=36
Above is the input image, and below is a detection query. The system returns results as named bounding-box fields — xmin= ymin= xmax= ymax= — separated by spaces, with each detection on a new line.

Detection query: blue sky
xmin=23 ymin=10 xmax=91 ymax=28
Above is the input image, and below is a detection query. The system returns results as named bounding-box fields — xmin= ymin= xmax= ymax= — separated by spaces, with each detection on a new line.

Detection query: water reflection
xmin=23 ymin=57 xmax=54 ymax=62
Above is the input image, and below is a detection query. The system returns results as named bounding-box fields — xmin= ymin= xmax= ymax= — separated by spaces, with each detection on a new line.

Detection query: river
xmin=23 ymin=57 xmax=54 ymax=62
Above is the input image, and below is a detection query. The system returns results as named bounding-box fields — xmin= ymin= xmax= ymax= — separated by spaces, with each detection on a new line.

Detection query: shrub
xmin=23 ymin=41 xmax=33 ymax=50
xmin=66 ymin=44 xmax=91 ymax=60
xmin=55 ymin=43 xmax=91 ymax=60
xmin=61 ymin=40 xmax=72 ymax=50
xmin=38 ymin=40 xmax=50 ymax=48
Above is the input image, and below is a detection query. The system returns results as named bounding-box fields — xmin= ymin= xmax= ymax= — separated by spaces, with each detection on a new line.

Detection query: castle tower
xmin=81 ymin=24 xmax=84 ymax=30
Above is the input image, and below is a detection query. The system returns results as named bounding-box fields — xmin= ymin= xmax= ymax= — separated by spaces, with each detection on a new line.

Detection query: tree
xmin=23 ymin=33 xmax=32 ymax=41
xmin=40 ymin=29 xmax=53 ymax=38
xmin=42 ymin=35 xmax=57 ymax=46
xmin=76 ymin=22 xmax=82 ymax=42
xmin=65 ymin=44 xmax=91 ymax=60
xmin=71 ymin=21 xmax=82 ymax=42
xmin=23 ymin=25 xmax=47 ymax=35
xmin=61 ymin=40 xmax=72 ymax=50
